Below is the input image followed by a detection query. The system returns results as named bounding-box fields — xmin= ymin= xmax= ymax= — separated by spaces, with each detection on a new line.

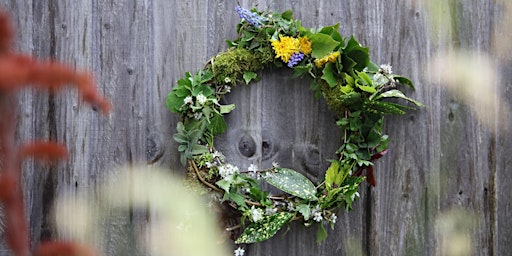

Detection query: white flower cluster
xmin=311 ymin=205 xmax=323 ymax=222
xmin=379 ymin=63 xmax=392 ymax=75
xmin=251 ymin=205 xmax=264 ymax=222
xmin=234 ymin=247 xmax=245 ymax=256
xmin=218 ymin=163 xmax=239 ymax=178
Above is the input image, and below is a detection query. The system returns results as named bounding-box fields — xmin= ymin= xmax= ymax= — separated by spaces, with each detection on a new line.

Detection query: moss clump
xmin=210 ymin=47 xmax=274 ymax=85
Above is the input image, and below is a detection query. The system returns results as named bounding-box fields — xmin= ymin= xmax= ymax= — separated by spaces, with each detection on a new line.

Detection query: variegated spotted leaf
xmin=264 ymin=168 xmax=318 ymax=201
xmin=235 ymin=212 xmax=294 ymax=244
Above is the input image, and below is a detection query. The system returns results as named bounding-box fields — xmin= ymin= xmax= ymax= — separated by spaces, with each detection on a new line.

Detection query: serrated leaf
xmin=264 ymin=168 xmax=318 ymax=201
xmin=377 ymin=89 xmax=424 ymax=107
xmin=235 ymin=212 xmax=294 ymax=244
xmin=209 ymin=114 xmax=227 ymax=135
xmin=216 ymin=179 xmax=231 ymax=192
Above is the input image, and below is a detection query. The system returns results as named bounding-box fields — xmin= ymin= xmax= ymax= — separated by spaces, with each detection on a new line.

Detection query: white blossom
xmin=312 ymin=205 xmax=323 ymax=222
xmin=234 ymin=247 xmax=245 ymax=256
xmin=380 ymin=63 xmax=393 ymax=74
xmin=193 ymin=112 xmax=203 ymax=120
xmin=224 ymin=77 xmax=232 ymax=83
xmin=196 ymin=93 xmax=208 ymax=105
xmin=248 ymin=164 xmax=258 ymax=173
xmin=183 ymin=96 xmax=193 ymax=105
xmin=205 ymin=161 xmax=213 ymax=168
xmin=251 ymin=206 xmax=264 ymax=222
xmin=331 ymin=213 xmax=337 ymax=224
xmin=225 ymin=85 xmax=232 ymax=93
xmin=272 ymin=161 xmax=280 ymax=168
xmin=351 ymin=191 xmax=360 ymax=201
xmin=212 ymin=150 xmax=223 ymax=159
xmin=218 ymin=164 xmax=239 ymax=178
xmin=265 ymin=207 xmax=278 ymax=216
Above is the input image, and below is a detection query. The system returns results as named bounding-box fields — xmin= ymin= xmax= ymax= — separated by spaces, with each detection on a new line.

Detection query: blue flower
xmin=235 ymin=6 xmax=265 ymax=28
xmin=287 ymin=52 xmax=305 ymax=67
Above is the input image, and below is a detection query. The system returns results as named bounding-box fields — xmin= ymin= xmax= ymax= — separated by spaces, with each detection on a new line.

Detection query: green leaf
xmin=264 ymin=168 xmax=318 ymax=201
xmin=308 ymin=33 xmax=341 ymax=59
xmin=219 ymin=104 xmax=235 ymax=114
xmin=325 ymin=161 xmax=339 ymax=189
xmin=209 ymin=114 xmax=227 ymax=135
xmin=316 ymin=223 xmax=328 ymax=244
xmin=343 ymin=36 xmax=370 ymax=70
xmin=281 ymin=10 xmax=293 ymax=20
xmin=295 ymin=204 xmax=311 ymax=220
xmin=190 ymin=144 xmax=209 ymax=155
xmin=321 ymin=62 xmax=337 ymax=87
xmin=393 ymin=75 xmax=415 ymax=89
xmin=216 ymin=179 xmax=231 ymax=192
xmin=318 ymin=23 xmax=343 ymax=45
xmin=377 ymin=89 xmax=424 ymax=107
xmin=227 ymin=192 xmax=247 ymax=208
xmin=243 ymin=71 xmax=258 ymax=84
xmin=166 ymin=92 xmax=184 ymax=113
xmin=235 ymin=212 xmax=294 ymax=244
xmin=358 ymin=85 xmax=376 ymax=93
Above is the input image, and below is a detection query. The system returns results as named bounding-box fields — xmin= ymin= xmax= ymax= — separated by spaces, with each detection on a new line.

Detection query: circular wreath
xmin=166 ymin=6 xmax=422 ymax=246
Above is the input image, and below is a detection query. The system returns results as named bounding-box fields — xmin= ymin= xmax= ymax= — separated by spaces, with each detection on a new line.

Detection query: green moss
xmin=210 ymin=47 xmax=274 ymax=85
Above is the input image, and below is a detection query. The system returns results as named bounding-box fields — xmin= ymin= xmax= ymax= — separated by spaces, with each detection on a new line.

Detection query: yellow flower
xmin=271 ymin=35 xmax=299 ymax=63
xmin=314 ymin=51 xmax=340 ymax=68
xmin=298 ymin=36 xmax=312 ymax=55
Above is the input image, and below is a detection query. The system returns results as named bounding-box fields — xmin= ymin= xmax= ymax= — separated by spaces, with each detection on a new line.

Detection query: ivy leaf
xmin=235 ymin=212 xmax=294 ymax=244
xmin=308 ymin=33 xmax=341 ymax=59
xmin=264 ymin=168 xmax=318 ymax=201
xmin=243 ymin=71 xmax=258 ymax=84
xmin=321 ymin=62 xmax=337 ymax=87
xmin=376 ymin=89 xmax=424 ymax=107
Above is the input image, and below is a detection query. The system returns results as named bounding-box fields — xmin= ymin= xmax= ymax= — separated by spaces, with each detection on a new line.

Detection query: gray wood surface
xmin=1 ymin=0 xmax=510 ymax=255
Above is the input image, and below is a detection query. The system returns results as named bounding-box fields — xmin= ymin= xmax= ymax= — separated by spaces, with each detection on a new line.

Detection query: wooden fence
xmin=1 ymin=0 xmax=511 ymax=255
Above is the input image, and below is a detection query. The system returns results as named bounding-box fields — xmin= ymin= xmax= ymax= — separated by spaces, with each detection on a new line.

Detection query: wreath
xmin=166 ymin=6 xmax=422 ymax=247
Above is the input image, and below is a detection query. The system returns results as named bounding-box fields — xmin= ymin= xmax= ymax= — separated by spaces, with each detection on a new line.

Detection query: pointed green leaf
xmin=358 ymin=85 xmax=376 ymax=93
xmin=316 ymin=223 xmax=328 ymax=244
xmin=393 ymin=75 xmax=415 ymax=89
xmin=219 ymin=104 xmax=235 ymax=114
xmin=377 ymin=89 xmax=424 ymax=107
xmin=325 ymin=161 xmax=339 ymax=189
xmin=264 ymin=168 xmax=318 ymax=201
xmin=235 ymin=212 xmax=294 ymax=244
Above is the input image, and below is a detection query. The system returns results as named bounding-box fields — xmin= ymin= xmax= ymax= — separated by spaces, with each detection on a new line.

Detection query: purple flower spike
xmin=235 ymin=6 xmax=265 ymax=28
xmin=287 ymin=52 xmax=305 ymax=67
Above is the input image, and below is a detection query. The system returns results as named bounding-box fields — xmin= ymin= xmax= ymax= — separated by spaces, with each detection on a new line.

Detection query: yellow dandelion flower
xmin=271 ymin=35 xmax=299 ymax=63
xmin=298 ymin=36 xmax=312 ymax=55
xmin=314 ymin=51 xmax=340 ymax=68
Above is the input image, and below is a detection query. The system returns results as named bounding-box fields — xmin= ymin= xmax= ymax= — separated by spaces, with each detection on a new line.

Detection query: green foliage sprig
xmin=166 ymin=6 xmax=423 ymax=245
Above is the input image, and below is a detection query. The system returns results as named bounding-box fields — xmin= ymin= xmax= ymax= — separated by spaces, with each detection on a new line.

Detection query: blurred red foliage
xmin=0 ymin=10 xmax=109 ymax=256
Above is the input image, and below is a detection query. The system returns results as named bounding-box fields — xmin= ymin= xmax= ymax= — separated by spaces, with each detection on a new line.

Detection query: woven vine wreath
xmin=166 ymin=6 xmax=422 ymax=248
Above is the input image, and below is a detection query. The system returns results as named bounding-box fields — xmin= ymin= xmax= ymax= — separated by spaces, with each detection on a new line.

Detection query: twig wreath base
xmin=166 ymin=6 xmax=422 ymax=246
